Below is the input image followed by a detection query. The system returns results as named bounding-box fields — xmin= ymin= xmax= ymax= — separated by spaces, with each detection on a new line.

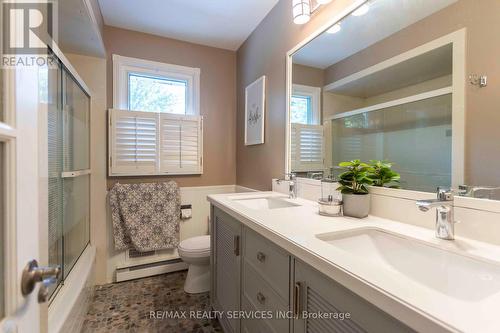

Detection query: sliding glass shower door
xmin=61 ymin=69 xmax=90 ymax=279
xmin=46 ymin=58 xmax=90 ymax=297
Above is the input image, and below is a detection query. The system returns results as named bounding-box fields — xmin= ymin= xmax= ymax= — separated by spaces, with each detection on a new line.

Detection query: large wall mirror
xmin=287 ymin=0 xmax=500 ymax=197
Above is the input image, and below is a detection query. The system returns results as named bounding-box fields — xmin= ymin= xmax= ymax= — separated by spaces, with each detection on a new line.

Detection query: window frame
xmin=113 ymin=54 xmax=200 ymax=115
xmin=292 ymin=84 xmax=321 ymax=125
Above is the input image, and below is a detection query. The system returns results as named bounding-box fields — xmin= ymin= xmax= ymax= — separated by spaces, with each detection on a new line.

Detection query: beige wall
xmin=65 ymin=53 xmax=108 ymax=284
xmin=322 ymin=0 xmax=500 ymax=186
xmin=292 ymin=63 xmax=324 ymax=87
xmin=104 ymin=26 xmax=237 ymax=189
xmin=236 ymin=0 xmax=360 ymax=190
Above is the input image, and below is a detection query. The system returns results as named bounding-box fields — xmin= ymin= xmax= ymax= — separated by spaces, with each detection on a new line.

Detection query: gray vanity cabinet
xmin=293 ymin=261 xmax=414 ymax=333
xmin=211 ymin=207 xmax=242 ymax=333
xmin=241 ymin=228 xmax=291 ymax=333
xmin=210 ymin=204 xmax=415 ymax=333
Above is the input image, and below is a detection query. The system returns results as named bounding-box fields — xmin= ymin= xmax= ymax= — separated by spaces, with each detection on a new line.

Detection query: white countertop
xmin=208 ymin=191 xmax=500 ymax=333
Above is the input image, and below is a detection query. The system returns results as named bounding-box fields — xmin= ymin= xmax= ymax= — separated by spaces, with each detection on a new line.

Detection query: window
xmin=290 ymin=84 xmax=323 ymax=172
xmin=291 ymin=95 xmax=311 ymax=124
xmin=111 ymin=55 xmax=203 ymax=176
xmin=113 ymin=54 xmax=200 ymax=115
xmin=291 ymin=84 xmax=321 ymax=125
xmin=128 ymin=73 xmax=187 ymax=114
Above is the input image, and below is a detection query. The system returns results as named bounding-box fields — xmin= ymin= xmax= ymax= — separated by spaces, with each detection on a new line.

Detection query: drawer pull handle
xmin=294 ymin=282 xmax=302 ymax=318
xmin=257 ymin=292 xmax=266 ymax=304
xmin=233 ymin=235 xmax=240 ymax=256
xmin=256 ymin=251 xmax=266 ymax=262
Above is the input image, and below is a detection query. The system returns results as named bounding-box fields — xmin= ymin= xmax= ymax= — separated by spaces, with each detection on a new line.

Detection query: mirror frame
xmin=285 ymin=0 xmax=466 ymax=193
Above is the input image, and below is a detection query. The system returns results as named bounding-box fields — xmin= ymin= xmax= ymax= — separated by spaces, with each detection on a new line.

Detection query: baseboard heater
xmin=115 ymin=258 xmax=188 ymax=282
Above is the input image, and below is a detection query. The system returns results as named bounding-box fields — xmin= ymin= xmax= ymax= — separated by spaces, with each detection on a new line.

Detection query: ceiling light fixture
xmin=352 ymin=4 xmax=370 ymax=16
xmin=327 ymin=23 xmax=341 ymax=34
xmin=292 ymin=0 xmax=311 ymax=25
xmin=316 ymin=0 xmax=333 ymax=4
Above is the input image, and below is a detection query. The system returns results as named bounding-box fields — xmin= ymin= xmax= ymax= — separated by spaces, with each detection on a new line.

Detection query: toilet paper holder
xmin=181 ymin=204 xmax=192 ymax=220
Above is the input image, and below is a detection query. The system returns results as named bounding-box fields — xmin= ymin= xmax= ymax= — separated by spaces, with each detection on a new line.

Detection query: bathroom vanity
xmin=208 ymin=192 xmax=500 ymax=333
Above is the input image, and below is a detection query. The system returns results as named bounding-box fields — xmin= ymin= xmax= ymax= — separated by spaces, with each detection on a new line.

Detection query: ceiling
xmin=97 ymin=0 xmax=280 ymax=51
xmin=293 ymin=0 xmax=459 ymax=69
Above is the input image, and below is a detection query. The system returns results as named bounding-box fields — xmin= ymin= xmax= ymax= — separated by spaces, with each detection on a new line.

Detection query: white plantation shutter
xmin=290 ymin=123 xmax=324 ymax=172
xmin=108 ymin=109 xmax=203 ymax=176
xmin=160 ymin=114 xmax=203 ymax=174
xmin=110 ymin=109 xmax=159 ymax=174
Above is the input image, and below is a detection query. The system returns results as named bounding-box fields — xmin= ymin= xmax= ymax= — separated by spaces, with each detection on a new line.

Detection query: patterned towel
xmin=109 ymin=182 xmax=180 ymax=252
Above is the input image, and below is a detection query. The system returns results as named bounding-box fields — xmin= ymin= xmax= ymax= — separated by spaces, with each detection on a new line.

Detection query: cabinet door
xmin=293 ymin=261 xmax=415 ymax=333
xmin=211 ymin=207 xmax=242 ymax=333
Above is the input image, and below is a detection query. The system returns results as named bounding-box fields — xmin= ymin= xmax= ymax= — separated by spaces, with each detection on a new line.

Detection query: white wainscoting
xmin=106 ymin=184 xmax=253 ymax=283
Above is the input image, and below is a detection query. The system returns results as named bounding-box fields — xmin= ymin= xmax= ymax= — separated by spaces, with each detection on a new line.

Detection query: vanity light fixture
xmin=352 ymin=4 xmax=370 ymax=16
xmin=292 ymin=0 xmax=334 ymax=25
xmin=327 ymin=23 xmax=341 ymax=34
xmin=292 ymin=0 xmax=311 ymax=25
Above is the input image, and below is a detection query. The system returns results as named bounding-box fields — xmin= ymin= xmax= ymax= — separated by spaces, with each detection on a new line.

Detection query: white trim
xmin=285 ymin=0 xmax=369 ymax=174
xmin=82 ymin=0 xmax=106 ymax=57
xmin=292 ymin=84 xmax=321 ymax=124
xmin=50 ymin=42 xmax=91 ymax=97
xmin=450 ymin=29 xmax=466 ymax=189
xmin=326 ymin=87 xmax=452 ymax=121
xmin=112 ymin=54 xmax=201 ymax=115
xmin=0 ymin=77 xmax=17 ymax=320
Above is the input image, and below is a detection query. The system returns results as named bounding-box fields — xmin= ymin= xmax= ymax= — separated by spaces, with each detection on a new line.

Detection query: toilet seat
xmin=178 ymin=235 xmax=210 ymax=257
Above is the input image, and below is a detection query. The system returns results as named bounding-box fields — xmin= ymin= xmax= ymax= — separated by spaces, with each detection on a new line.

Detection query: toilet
xmin=178 ymin=235 xmax=211 ymax=293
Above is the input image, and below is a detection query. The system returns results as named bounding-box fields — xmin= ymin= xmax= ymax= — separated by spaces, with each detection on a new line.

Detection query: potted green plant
xmin=337 ymin=160 xmax=374 ymax=218
xmin=369 ymin=160 xmax=401 ymax=188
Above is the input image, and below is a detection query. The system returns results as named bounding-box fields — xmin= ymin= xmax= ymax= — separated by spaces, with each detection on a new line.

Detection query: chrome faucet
xmin=277 ymin=173 xmax=297 ymax=199
xmin=416 ymin=188 xmax=456 ymax=240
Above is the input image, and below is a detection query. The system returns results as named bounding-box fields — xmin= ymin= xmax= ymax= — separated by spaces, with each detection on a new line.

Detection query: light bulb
xmin=316 ymin=0 xmax=333 ymax=4
xmin=352 ymin=4 xmax=370 ymax=16
xmin=327 ymin=23 xmax=341 ymax=34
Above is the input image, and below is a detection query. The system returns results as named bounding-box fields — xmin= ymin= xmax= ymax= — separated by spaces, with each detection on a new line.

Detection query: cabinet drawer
xmin=243 ymin=228 xmax=290 ymax=300
xmin=241 ymin=296 xmax=278 ymax=333
xmin=243 ymin=261 xmax=290 ymax=333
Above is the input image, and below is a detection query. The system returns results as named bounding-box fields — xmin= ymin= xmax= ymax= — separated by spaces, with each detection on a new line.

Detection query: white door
xmin=0 ymin=63 xmax=53 ymax=333
xmin=0 ymin=25 xmax=59 ymax=333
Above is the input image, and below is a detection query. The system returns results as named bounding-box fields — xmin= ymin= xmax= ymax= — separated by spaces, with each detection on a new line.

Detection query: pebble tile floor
xmin=82 ymin=271 xmax=222 ymax=333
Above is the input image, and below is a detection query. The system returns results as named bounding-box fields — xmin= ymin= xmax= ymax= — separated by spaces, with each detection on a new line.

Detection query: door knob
xmin=21 ymin=260 xmax=60 ymax=297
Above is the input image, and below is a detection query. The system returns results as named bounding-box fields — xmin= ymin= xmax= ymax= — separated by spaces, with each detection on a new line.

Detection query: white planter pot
xmin=342 ymin=193 xmax=370 ymax=218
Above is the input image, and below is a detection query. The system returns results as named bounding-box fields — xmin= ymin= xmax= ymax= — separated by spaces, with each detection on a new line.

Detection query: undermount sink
xmin=232 ymin=196 xmax=300 ymax=210
xmin=316 ymin=228 xmax=500 ymax=301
